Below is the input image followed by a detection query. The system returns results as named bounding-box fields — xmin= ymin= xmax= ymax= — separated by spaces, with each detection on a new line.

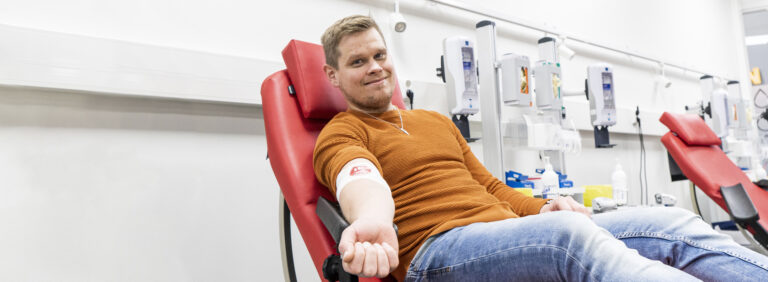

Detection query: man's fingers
xmin=338 ymin=228 xmax=357 ymax=261
xmin=361 ymin=242 xmax=377 ymax=277
xmin=566 ymin=198 xmax=580 ymax=211
xmin=554 ymin=199 xmax=574 ymax=211
xmin=374 ymin=243 xmax=389 ymax=278
xmin=565 ymin=197 xmax=591 ymax=217
xmin=340 ymin=243 xmax=355 ymax=263
xmin=346 ymin=242 xmax=365 ymax=274
xmin=574 ymin=202 xmax=591 ymax=217
xmin=382 ymin=242 xmax=399 ymax=272
xmin=341 ymin=250 xmax=352 ymax=263
xmin=543 ymin=197 xmax=590 ymax=217
xmin=566 ymin=196 xmax=579 ymax=206
xmin=580 ymin=206 xmax=592 ymax=217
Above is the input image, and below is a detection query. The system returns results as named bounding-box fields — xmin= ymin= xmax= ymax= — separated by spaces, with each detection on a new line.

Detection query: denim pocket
xmin=424 ymin=266 xmax=452 ymax=277
xmin=405 ymin=266 xmax=452 ymax=282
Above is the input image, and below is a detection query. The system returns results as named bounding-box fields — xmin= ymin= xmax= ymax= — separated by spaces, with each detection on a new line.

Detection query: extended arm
xmin=313 ymin=124 xmax=399 ymax=278
xmin=337 ymin=175 xmax=399 ymax=278
xmin=334 ymin=159 xmax=399 ymax=278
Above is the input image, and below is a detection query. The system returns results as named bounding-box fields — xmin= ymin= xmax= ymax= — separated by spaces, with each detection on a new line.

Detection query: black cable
xmin=636 ymin=106 xmax=648 ymax=205
xmin=759 ymin=109 xmax=768 ymax=131
xmin=760 ymin=119 xmax=768 ymax=131
xmin=636 ymin=107 xmax=642 ymax=205
xmin=638 ymin=127 xmax=649 ymax=205
xmin=406 ymin=89 xmax=414 ymax=110
xmin=640 ymin=148 xmax=644 ymax=204
xmin=639 ymin=123 xmax=646 ymax=205
xmin=757 ymin=89 xmax=768 ymax=131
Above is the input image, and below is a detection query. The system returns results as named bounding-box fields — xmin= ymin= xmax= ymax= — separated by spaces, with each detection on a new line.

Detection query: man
xmin=313 ymin=15 xmax=768 ymax=281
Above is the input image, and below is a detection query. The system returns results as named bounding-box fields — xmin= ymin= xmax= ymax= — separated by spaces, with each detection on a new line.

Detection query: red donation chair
xmin=660 ymin=112 xmax=768 ymax=252
xmin=262 ymin=39 xmax=405 ymax=282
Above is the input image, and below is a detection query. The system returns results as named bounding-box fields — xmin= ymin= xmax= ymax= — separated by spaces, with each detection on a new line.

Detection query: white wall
xmin=0 ymin=0 xmax=752 ymax=281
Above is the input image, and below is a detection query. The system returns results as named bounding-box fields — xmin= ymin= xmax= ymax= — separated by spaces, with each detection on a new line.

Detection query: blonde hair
xmin=321 ymin=15 xmax=386 ymax=69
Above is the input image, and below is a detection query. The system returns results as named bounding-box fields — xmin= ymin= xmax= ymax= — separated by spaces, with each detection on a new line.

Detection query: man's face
xmin=325 ymin=28 xmax=394 ymax=113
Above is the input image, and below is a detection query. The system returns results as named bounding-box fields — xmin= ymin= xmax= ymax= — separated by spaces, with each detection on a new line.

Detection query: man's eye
xmin=375 ymin=53 xmax=387 ymax=60
xmin=351 ymin=59 xmax=364 ymax=66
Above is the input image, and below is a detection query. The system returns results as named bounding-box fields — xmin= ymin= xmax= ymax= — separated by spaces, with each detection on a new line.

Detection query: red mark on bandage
xmin=350 ymin=166 xmax=372 ymax=176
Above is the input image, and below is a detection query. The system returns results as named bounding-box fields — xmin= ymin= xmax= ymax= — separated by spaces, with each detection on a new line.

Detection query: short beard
xmin=346 ymin=93 xmax=392 ymax=113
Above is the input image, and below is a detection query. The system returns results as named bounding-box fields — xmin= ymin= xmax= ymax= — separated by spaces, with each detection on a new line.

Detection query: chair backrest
xmin=262 ymin=39 xmax=403 ymax=281
xmin=660 ymin=112 xmax=768 ymax=229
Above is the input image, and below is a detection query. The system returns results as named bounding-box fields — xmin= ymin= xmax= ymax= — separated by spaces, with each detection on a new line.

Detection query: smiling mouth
xmin=365 ymin=76 xmax=388 ymax=85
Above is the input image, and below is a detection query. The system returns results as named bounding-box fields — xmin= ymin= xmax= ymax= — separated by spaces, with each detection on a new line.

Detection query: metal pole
xmin=279 ymin=193 xmax=298 ymax=282
xmin=476 ymin=20 xmax=505 ymax=179
xmin=689 ymin=182 xmax=702 ymax=216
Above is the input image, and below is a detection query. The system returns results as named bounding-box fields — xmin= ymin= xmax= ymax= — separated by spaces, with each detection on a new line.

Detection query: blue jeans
xmin=405 ymin=207 xmax=768 ymax=281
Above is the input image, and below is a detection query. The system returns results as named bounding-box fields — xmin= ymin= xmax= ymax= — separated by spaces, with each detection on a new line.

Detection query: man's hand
xmin=539 ymin=196 xmax=592 ymax=217
xmin=338 ymin=218 xmax=399 ymax=278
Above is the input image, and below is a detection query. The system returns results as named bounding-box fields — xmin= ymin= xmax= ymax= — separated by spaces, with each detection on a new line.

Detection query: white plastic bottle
xmin=541 ymin=156 xmax=560 ymax=200
xmin=612 ymin=160 xmax=628 ymax=206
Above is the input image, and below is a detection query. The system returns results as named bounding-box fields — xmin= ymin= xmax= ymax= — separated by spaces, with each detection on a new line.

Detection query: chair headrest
xmin=282 ymin=39 xmax=404 ymax=119
xmin=660 ymin=112 xmax=721 ymax=146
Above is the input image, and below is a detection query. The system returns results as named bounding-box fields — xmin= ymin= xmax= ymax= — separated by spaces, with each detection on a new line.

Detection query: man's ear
xmin=323 ymin=64 xmax=340 ymax=88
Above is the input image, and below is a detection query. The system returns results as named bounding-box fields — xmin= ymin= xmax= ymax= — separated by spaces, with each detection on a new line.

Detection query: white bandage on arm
xmin=335 ymin=158 xmax=390 ymax=200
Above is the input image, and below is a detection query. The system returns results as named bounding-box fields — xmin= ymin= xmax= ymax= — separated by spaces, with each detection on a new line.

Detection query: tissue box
xmin=583 ymin=185 xmax=613 ymax=207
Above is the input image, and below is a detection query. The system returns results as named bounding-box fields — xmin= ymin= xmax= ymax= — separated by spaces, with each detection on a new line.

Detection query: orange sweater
xmin=313 ymin=108 xmax=548 ymax=281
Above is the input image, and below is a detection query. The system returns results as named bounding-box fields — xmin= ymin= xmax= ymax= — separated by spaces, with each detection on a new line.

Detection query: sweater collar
xmin=347 ymin=104 xmax=401 ymax=119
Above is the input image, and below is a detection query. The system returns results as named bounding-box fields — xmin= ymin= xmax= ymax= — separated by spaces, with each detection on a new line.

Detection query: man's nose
xmin=367 ymin=60 xmax=383 ymax=74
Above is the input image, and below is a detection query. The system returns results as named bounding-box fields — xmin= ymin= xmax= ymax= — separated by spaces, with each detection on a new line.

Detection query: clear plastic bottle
xmin=541 ymin=156 xmax=560 ymax=200
xmin=612 ymin=159 xmax=628 ymax=206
